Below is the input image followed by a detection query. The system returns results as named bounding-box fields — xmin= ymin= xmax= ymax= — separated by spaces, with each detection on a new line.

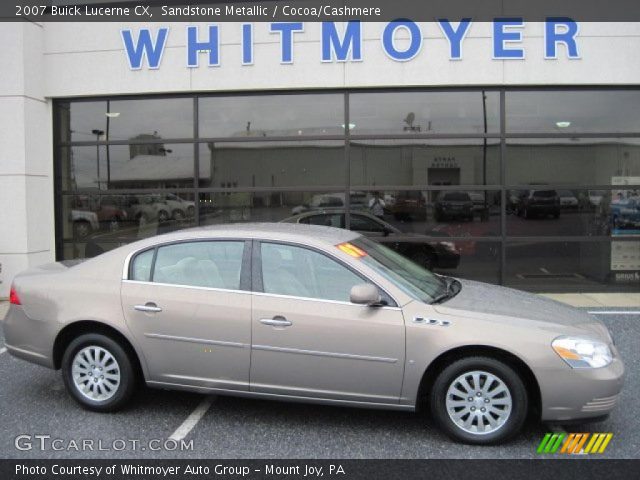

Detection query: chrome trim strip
xmin=251 ymin=290 xmax=402 ymax=310
xmin=252 ymin=344 xmax=398 ymax=364
xmin=145 ymin=380 xmax=414 ymax=411
xmin=123 ymin=279 xmax=252 ymax=296
xmin=144 ymin=333 xmax=247 ymax=349
xmin=123 ymin=280 xmax=400 ymax=309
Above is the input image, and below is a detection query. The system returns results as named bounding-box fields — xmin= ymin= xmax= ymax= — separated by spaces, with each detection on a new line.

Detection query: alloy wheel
xmin=445 ymin=370 xmax=512 ymax=435
xmin=71 ymin=345 xmax=121 ymax=402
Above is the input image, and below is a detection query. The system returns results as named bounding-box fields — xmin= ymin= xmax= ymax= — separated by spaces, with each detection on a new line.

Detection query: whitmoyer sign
xmin=121 ymin=19 xmax=581 ymax=69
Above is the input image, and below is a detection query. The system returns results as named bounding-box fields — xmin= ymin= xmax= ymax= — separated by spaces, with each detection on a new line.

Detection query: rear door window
xmin=151 ymin=241 xmax=245 ymax=290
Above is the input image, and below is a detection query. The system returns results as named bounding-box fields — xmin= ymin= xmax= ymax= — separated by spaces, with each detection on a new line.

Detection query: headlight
xmin=552 ymin=336 xmax=613 ymax=369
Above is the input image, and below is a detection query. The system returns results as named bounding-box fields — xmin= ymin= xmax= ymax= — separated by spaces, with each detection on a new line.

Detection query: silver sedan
xmin=3 ymin=223 xmax=624 ymax=444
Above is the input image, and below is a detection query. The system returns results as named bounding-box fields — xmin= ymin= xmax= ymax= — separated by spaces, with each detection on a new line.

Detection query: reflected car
xmin=4 ymin=224 xmax=624 ymax=445
xmin=434 ymin=192 xmax=474 ymax=222
xmin=291 ymin=192 xmax=368 ymax=215
xmin=160 ymin=193 xmax=196 ymax=221
xmin=124 ymin=195 xmax=171 ymax=224
xmin=281 ymin=209 xmax=460 ymax=270
xmin=388 ymin=190 xmax=427 ymax=221
xmin=516 ymin=190 xmax=561 ymax=219
xmin=70 ymin=210 xmax=99 ymax=239
xmin=557 ymin=190 xmax=579 ymax=209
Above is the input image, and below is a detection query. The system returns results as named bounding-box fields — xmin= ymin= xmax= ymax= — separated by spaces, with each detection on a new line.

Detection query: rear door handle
xmin=134 ymin=303 xmax=162 ymax=313
xmin=260 ymin=317 xmax=292 ymax=327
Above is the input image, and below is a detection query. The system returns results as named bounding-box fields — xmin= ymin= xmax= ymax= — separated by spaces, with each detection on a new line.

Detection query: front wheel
xmin=430 ymin=356 xmax=528 ymax=444
xmin=61 ymin=333 xmax=137 ymax=412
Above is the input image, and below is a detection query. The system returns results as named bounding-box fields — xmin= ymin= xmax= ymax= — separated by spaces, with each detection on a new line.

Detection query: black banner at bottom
xmin=1 ymin=459 xmax=638 ymax=480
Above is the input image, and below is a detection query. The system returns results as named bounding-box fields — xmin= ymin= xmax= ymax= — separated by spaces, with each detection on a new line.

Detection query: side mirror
xmin=350 ymin=283 xmax=382 ymax=306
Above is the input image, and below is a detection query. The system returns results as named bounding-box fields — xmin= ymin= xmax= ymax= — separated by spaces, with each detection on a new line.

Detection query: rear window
xmin=442 ymin=193 xmax=470 ymax=201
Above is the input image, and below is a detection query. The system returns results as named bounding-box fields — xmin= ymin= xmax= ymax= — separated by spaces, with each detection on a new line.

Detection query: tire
xmin=61 ymin=333 xmax=137 ymax=412
xmin=157 ymin=209 xmax=170 ymax=223
xmin=553 ymin=210 xmax=560 ymax=219
xmin=173 ymin=209 xmax=185 ymax=221
xmin=430 ymin=356 xmax=528 ymax=445
xmin=73 ymin=220 xmax=91 ymax=239
xmin=413 ymin=250 xmax=437 ymax=271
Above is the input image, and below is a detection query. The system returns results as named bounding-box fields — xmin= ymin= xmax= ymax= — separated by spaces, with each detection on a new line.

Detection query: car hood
xmin=433 ymin=279 xmax=610 ymax=340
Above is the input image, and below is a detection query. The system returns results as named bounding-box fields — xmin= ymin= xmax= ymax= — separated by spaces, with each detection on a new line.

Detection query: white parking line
xmin=0 ymin=347 xmax=6 ymax=355
xmin=588 ymin=311 xmax=640 ymax=315
xmin=169 ymin=396 xmax=215 ymax=441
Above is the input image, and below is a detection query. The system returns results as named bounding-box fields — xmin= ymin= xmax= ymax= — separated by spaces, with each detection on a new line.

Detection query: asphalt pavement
xmin=0 ymin=306 xmax=637 ymax=459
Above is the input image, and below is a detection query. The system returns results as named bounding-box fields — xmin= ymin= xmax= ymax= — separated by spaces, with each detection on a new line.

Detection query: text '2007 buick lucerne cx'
xmin=3 ymin=223 xmax=624 ymax=444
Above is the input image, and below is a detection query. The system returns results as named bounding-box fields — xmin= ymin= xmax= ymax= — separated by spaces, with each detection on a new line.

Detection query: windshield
xmin=350 ymin=237 xmax=446 ymax=303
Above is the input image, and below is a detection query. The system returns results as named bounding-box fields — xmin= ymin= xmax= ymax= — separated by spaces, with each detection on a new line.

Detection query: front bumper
xmin=538 ymin=356 xmax=625 ymax=422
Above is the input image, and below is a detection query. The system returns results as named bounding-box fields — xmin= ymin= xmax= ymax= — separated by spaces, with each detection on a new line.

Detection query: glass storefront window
xmin=198 ymin=94 xmax=344 ymax=138
xmin=350 ymin=139 xmax=500 ymax=187
xmin=198 ymin=140 xmax=345 ymax=188
xmin=506 ymin=90 xmax=640 ymax=134
xmin=54 ymin=89 xmax=640 ymax=293
xmin=57 ymin=98 xmax=193 ymax=143
xmin=506 ymin=138 xmax=640 ymax=186
xmin=349 ymin=91 xmax=500 ymax=135
xmin=59 ymin=143 xmax=195 ymax=191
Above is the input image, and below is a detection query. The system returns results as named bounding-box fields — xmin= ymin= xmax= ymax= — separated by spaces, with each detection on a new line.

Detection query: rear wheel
xmin=430 ymin=356 xmax=528 ymax=445
xmin=61 ymin=333 xmax=137 ymax=412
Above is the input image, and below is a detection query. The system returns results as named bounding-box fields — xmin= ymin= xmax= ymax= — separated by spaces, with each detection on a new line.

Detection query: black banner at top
xmin=3 ymin=0 xmax=640 ymax=22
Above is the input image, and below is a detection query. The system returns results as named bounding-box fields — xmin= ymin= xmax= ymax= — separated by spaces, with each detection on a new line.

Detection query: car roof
xmin=283 ymin=208 xmax=393 ymax=225
xmin=124 ymin=222 xmax=361 ymax=251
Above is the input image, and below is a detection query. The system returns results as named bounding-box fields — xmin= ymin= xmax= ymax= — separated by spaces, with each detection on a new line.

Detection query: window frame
xmin=124 ymin=238 xmax=252 ymax=292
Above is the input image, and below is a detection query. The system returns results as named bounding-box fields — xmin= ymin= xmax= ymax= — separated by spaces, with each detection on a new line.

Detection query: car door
xmin=250 ymin=240 xmax=405 ymax=404
xmin=121 ymin=239 xmax=252 ymax=391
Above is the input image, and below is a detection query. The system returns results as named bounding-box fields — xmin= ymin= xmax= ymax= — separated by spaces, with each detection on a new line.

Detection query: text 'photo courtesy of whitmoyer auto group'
xmin=0 ymin=1 xmax=639 ymax=479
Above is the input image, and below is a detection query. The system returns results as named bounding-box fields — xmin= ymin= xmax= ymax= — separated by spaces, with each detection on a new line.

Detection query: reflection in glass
xmin=506 ymin=91 xmax=640 ymax=134
xmin=350 ymin=91 xmax=500 ymax=135
xmin=198 ymin=141 xmax=345 ymax=188
xmin=61 ymin=193 xmax=196 ymax=259
xmin=198 ymin=191 xmax=345 ymax=225
xmin=350 ymin=139 xmax=500 ymax=187
xmin=342 ymin=190 xmax=501 ymax=237
xmin=506 ymin=138 xmax=640 ymax=186
xmin=199 ymin=94 xmax=344 ymax=138
xmin=60 ymin=143 xmax=195 ymax=190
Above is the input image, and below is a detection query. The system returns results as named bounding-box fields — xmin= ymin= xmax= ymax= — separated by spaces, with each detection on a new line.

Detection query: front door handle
xmin=260 ymin=317 xmax=292 ymax=327
xmin=134 ymin=302 xmax=162 ymax=313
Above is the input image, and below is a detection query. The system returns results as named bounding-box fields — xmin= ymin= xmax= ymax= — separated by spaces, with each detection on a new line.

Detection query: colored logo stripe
xmin=584 ymin=433 xmax=613 ymax=454
xmin=537 ymin=433 xmax=613 ymax=454
xmin=537 ymin=432 xmax=566 ymax=453
xmin=560 ymin=433 xmax=589 ymax=454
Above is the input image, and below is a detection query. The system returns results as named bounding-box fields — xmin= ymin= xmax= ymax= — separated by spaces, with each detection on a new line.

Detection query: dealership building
xmin=1 ymin=19 xmax=640 ymax=298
